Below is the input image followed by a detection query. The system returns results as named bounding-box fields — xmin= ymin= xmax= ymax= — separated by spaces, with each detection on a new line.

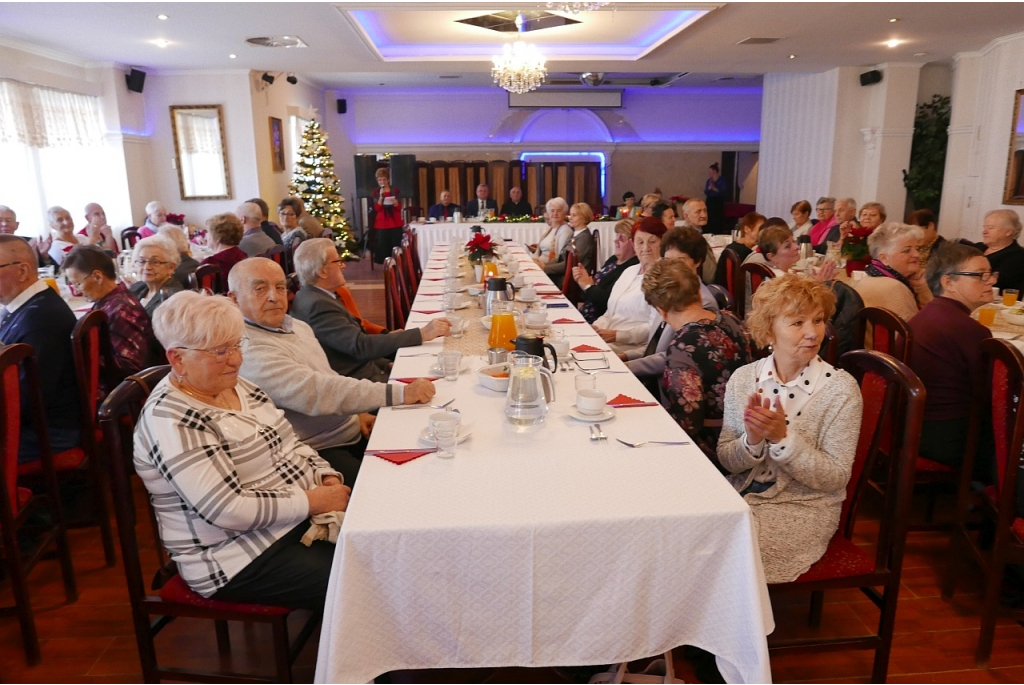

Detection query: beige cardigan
xmin=853 ymin=273 xmax=933 ymax=322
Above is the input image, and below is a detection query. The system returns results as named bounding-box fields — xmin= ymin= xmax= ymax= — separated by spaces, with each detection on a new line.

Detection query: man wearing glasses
xmin=0 ymin=235 xmax=80 ymax=462
xmin=290 ymin=238 xmax=450 ymax=383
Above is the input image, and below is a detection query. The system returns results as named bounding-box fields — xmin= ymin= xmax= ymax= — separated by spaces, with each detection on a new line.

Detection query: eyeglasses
xmin=278 ymin=210 xmax=296 ymax=217
xmin=950 ymin=270 xmax=999 ymax=282
xmin=134 ymin=258 xmax=169 ymax=267
xmin=179 ymin=339 xmax=247 ymax=360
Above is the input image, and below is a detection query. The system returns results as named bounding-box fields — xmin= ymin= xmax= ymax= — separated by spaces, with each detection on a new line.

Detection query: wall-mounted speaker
xmin=859 ymin=69 xmax=883 ymax=87
xmin=388 ymin=154 xmax=417 ymax=198
xmin=336 ymin=98 xmax=347 ymax=114
xmin=125 ymin=68 xmax=146 ymax=93
xmin=354 ymin=155 xmax=381 ymax=198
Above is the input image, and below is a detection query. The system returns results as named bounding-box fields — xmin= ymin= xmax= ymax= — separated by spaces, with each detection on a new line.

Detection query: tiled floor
xmin=4 ymin=256 xmax=1024 ymax=683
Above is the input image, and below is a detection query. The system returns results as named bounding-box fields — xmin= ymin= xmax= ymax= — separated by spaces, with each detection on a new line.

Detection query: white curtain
xmin=177 ymin=111 xmax=222 ymax=154
xmin=0 ymin=78 xmax=104 ymax=148
xmin=0 ymin=78 xmax=121 ymax=237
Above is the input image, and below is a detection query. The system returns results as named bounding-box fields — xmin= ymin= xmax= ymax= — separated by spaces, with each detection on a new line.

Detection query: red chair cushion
xmin=1014 ymin=518 xmax=1024 ymax=542
xmin=17 ymin=486 xmax=32 ymax=510
xmin=916 ymin=456 xmax=954 ymax=473
xmin=158 ymin=574 xmax=291 ymax=615
xmin=789 ymin=534 xmax=875 ymax=583
xmin=16 ymin=447 xmax=87 ymax=476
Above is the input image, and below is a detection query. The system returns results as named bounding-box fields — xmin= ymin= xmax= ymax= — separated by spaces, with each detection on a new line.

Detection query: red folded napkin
xmin=418 ymin=292 xmax=442 ymax=297
xmin=368 ymin=450 xmax=436 ymax=465
xmin=552 ymin=318 xmax=586 ymax=324
xmin=391 ymin=377 xmax=439 ymax=384
xmin=572 ymin=344 xmax=603 ymax=353
xmin=423 ymin=277 xmax=445 ymax=281
xmin=412 ymin=310 xmax=443 ymax=314
xmin=607 ymin=393 xmax=659 ymax=408
xmin=540 ymin=294 xmax=562 ymax=299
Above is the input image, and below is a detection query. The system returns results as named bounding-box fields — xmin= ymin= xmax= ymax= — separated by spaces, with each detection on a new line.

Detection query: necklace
xmin=172 ymin=376 xmax=231 ymax=410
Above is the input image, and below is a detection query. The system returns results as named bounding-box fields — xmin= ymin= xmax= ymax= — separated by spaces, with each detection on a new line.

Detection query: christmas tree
xmin=289 ymin=120 xmax=357 ymax=258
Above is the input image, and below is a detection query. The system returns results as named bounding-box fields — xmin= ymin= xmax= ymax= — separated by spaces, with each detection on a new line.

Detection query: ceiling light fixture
xmin=546 ymin=1 xmax=609 ymax=14
xmin=157 ymin=14 xmax=168 ymax=20
xmin=789 ymin=54 xmax=796 ymax=59
xmin=151 ymin=39 xmax=170 ymax=48
xmin=886 ymin=39 xmax=901 ymax=48
xmin=492 ymin=13 xmax=547 ymax=94
xmin=229 ymin=53 xmax=237 ymax=59
xmin=889 ymin=17 xmax=899 ymax=23
xmin=914 ymin=52 xmax=928 ymax=57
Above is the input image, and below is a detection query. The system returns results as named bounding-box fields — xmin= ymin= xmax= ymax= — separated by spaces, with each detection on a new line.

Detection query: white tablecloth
xmin=411 ymin=221 xmax=620 ymax=268
xmin=315 ymin=245 xmax=774 ymax=684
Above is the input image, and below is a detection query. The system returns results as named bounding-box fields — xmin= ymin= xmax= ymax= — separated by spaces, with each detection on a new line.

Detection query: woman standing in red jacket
xmin=372 ymin=168 xmax=404 ymax=264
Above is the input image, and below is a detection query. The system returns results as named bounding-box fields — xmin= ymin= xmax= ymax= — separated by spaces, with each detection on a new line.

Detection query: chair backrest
xmin=193 ymin=263 xmax=224 ymax=295
xmin=741 ymin=261 xmax=775 ymax=301
xmin=856 ymin=306 xmax=913 ymax=362
xmin=560 ymin=250 xmax=582 ymax=305
xmin=407 ymin=228 xmax=423 ymax=281
xmin=383 ymin=257 xmax=406 ymax=330
xmin=97 ymin=367 xmax=173 ymax=626
xmin=399 ymin=234 xmax=418 ymax=298
xmin=982 ymin=339 xmax=1024 ymax=505
xmin=718 ymin=248 xmax=745 ymax=317
xmin=263 ymin=245 xmax=287 ymax=272
xmin=120 ymin=228 xmax=140 ymax=252
xmin=840 ymin=350 xmax=925 ymax=574
xmin=820 ymin=322 xmax=840 ymax=366
xmin=0 ymin=344 xmax=59 ymax=520
xmin=705 ymin=283 xmax=734 ymax=312
xmin=591 ymin=228 xmax=601 ymax=270
xmin=390 ymin=246 xmax=412 ymax=317
xmin=71 ymin=311 xmax=118 ymax=447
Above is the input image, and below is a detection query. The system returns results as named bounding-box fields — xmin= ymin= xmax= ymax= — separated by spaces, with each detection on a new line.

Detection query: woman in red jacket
xmin=372 ymin=168 xmax=404 ymax=264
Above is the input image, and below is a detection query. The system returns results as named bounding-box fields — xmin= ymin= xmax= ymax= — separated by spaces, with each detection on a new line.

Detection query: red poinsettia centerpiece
xmin=465 ymin=233 xmax=496 ymax=262
xmin=840 ymin=224 xmax=874 ymax=263
xmin=166 ymin=213 xmax=186 ymax=226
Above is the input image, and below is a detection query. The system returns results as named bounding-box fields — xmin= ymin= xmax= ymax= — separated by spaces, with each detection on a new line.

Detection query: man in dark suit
xmin=289 ymin=238 xmax=450 ymax=382
xmin=0 ymin=235 xmax=80 ymax=462
xmin=427 ymin=190 xmax=462 ymax=221
xmin=500 ymin=186 xmax=532 ymax=218
xmin=464 ymin=184 xmax=498 ymax=218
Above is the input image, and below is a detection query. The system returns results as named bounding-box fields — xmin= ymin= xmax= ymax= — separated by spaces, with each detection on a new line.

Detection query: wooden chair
xmin=768 ymin=349 xmax=924 ymax=683
xmin=98 ymin=366 xmax=319 ymax=683
xmin=716 ymin=248 xmax=745 ymax=316
xmin=741 ymin=261 xmax=775 ymax=302
xmin=383 ymin=257 xmax=407 ymax=330
xmin=591 ymin=227 xmax=601 ymax=273
xmin=263 ymin=244 xmax=290 ymax=274
xmin=943 ymin=338 xmax=1024 ymax=667
xmin=120 ymin=227 xmax=141 ymax=251
xmin=390 ymin=247 xmax=413 ymax=318
xmin=705 ymin=283 xmax=734 ymax=313
xmin=856 ymin=307 xmax=913 ymax=361
xmin=560 ymin=250 xmax=583 ymax=306
xmin=407 ymin=228 xmax=423 ymax=282
xmin=0 ymin=344 xmax=78 ymax=665
xmin=399 ymin=234 xmax=419 ymax=299
xmin=820 ymin=322 xmax=839 ymax=366
xmin=192 ymin=263 xmax=224 ymax=294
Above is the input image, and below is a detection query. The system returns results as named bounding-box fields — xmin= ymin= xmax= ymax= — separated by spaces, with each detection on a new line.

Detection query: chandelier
xmin=492 ymin=40 xmax=547 ymax=94
xmin=546 ymin=1 xmax=609 ymax=13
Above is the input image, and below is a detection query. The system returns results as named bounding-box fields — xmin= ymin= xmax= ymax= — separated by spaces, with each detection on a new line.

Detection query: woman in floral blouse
xmin=641 ymin=259 xmax=752 ymax=461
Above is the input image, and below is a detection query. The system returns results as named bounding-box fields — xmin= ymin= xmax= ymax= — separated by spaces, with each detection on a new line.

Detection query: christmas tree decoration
xmin=288 ymin=120 xmax=358 ymax=258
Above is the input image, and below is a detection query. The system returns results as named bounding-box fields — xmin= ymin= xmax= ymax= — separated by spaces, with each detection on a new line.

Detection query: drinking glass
xmin=449 ymin=315 xmax=465 ymax=338
xmin=1005 ymin=289 xmax=1020 ymax=307
xmin=575 ymin=371 xmax=597 ymax=392
xmin=444 ymin=276 xmax=460 ymax=293
xmin=429 ymin=411 xmax=461 ymax=459
xmin=443 ymin=292 xmax=461 ymax=312
xmin=438 ymin=350 xmax=463 ymax=381
xmin=978 ymin=306 xmax=997 ymax=327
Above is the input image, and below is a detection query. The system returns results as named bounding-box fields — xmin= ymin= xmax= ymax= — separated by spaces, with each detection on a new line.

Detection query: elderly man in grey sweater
xmin=231 ymin=258 xmax=435 ymax=483
xmin=290 ymin=238 xmax=450 ymax=382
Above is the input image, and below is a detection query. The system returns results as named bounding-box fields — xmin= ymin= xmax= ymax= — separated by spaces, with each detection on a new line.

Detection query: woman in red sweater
xmin=372 ymin=168 xmax=404 ymax=264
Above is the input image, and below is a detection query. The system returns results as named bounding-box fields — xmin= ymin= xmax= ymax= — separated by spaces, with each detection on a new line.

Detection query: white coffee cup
xmin=576 ymin=389 xmax=607 ymax=415
xmin=511 ymin=273 xmax=525 ymax=288
xmin=519 ymin=285 xmax=536 ymax=300
xmin=527 ymin=310 xmax=548 ymax=327
xmin=550 ymin=339 xmax=570 ymax=359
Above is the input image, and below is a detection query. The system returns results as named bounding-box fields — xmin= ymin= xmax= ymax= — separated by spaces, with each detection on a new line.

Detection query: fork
xmin=392 ymin=398 xmax=455 ymax=411
xmin=590 ymin=423 xmax=607 ymax=441
xmin=615 ymin=438 xmax=691 ymax=448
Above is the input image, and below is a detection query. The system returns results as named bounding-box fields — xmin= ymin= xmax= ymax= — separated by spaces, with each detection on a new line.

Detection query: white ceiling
xmin=0 ymin=2 xmax=1023 ymax=89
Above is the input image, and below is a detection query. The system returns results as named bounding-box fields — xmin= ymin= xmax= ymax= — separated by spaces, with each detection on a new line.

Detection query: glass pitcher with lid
xmin=504 ymin=352 xmax=556 ymax=426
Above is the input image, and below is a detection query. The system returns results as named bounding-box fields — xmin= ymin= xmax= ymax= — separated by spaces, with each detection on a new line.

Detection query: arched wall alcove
xmin=514 ymin=108 xmax=613 ymax=143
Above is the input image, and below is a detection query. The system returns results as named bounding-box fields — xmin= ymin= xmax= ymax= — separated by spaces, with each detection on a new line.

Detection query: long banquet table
xmin=314 ymin=241 xmax=774 ymax=684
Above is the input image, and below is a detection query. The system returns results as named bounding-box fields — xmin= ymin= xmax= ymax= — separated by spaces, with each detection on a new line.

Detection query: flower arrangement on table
xmin=669 ymin=195 xmax=689 ymax=204
xmin=482 ymin=214 xmax=542 ymax=223
xmin=166 ymin=213 xmax=186 ymax=226
xmin=840 ymin=225 xmax=873 ymax=263
xmin=465 ymin=233 xmax=496 ymax=263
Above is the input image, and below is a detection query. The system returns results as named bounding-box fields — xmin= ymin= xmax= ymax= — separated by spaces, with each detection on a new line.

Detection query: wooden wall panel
xmin=556 ymin=166 xmax=568 ymax=203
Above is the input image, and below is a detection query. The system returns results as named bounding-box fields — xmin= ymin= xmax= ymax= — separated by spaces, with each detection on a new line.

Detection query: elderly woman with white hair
xmin=853 ymin=222 xmax=933 ymax=321
xmin=128 ymin=235 xmax=183 ymax=316
xmin=532 ymin=197 xmax=572 ymax=266
xmin=134 ymin=291 xmax=349 ymax=608
xmin=976 ymin=209 xmax=1024 ymax=294
xmin=46 ymin=205 xmax=88 ymax=266
xmin=158 ymin=225 xmax=200 ymax=288
xmin=139 ymin=200 xmax=168 ymax=238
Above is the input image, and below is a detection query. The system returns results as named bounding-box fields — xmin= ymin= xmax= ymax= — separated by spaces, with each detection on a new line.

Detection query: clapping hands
xmin=744 ymin=393 xmax=787 ymax=445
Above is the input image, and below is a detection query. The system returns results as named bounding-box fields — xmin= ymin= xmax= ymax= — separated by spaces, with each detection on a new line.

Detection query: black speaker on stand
xmin=388 ymin=154 xmax=417 ymax=200
xmin=353 ymin=155 xmax=381 ymax=200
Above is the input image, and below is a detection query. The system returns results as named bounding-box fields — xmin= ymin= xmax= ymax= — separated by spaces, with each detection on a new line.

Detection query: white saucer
xmin=428 ymin=359 xmax=470 ymax=376
xmin=517 ymin=295 xmax=539 ymax=303
xmin=418 ymin=425 xmax=473 ymax=446
xmin=567 ymin=406 xmax=616 ymax=422
xmin=525 ymin=321 xmax=549 ymax=330
xmin=449 ymin=301 xmax=471 ymax=310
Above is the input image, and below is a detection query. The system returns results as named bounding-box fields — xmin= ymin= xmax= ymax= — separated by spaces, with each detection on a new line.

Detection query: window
xmin=289 ymin=115 xmax=312 ymax=174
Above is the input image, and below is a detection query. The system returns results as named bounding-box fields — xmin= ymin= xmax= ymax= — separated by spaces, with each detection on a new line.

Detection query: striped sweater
xmin=134 ymin=375 xmax=337 ymax=597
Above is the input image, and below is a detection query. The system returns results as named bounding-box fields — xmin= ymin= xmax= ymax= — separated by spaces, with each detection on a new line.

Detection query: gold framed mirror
xmin=1004 ymin=89 xmax=1024 ymax=205
xmin=170 ymin=104 xmax=232 ymax=200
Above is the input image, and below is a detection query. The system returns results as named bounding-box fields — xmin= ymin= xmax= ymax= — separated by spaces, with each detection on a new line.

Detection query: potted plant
xmin=465 ymin=233 xmax=495 ymax=265
xmin=902 ymin=94 xmax=951 ymax=213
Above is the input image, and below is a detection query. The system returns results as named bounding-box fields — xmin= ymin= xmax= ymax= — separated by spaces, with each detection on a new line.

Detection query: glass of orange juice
xmin=978 ymin=307 xmax=997 ymax=327
xmin=481 ymin=261 xmax=499 ymax=284
xmin=44 ymin=277 xmax=59 ymax=293
xmin=1004 ymin=289 xmax=1019 ymax=307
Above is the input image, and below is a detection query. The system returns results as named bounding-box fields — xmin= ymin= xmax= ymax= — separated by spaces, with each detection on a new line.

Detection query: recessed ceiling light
xmin=789 ymin=54 xmax=796 ymax=59
xmin=229 ymin=54 xmax=237 ymax=59
xmin=886 ymin=39 xmax=901 ymax=48
xmin=152 ymin=39 xmax=170 ymax=48
xmin=914 ymin=52 xmax=927 ymax=57
xmin=889 ymin=17 xmax=899 ymax=23
xmin=157 ymin=14 xmax=168 ymax=20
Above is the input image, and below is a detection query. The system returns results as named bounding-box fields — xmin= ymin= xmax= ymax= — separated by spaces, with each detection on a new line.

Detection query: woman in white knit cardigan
xmin=717 ymin=276 xmax=863 ymax=583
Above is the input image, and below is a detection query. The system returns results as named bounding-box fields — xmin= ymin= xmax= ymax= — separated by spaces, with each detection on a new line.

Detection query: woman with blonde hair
xmin=717 ymin=276 xmax=862 ymax=583
xmin=854 ymin=221 xmax=932 ymax=321
xmin=543 ymin=201 xmax=596 ymax=278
